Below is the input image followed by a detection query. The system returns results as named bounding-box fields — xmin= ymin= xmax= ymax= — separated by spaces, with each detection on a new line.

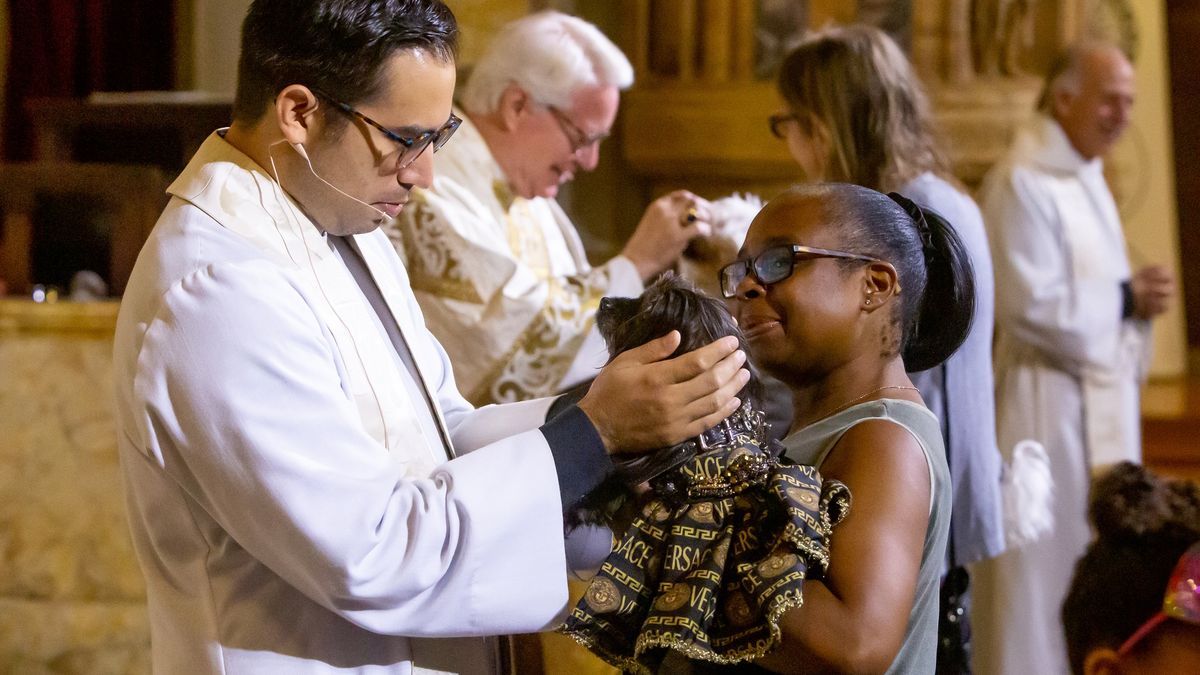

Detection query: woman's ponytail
xmin=887 ymin=193 xmax=975 ymax=373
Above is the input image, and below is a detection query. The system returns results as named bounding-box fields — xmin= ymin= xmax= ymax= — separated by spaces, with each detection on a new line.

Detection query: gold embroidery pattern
xmin=454 ymin=187 xmax=610 ymax=404
xmin=396 ymin=193 xmax=484 ymax=304
xmin=501 ymin=189 xmax=551 ymax=281
xmin=470 ymin=268 xmax=609 ymax=405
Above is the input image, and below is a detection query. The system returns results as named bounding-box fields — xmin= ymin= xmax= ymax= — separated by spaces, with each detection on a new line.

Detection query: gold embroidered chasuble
xmin=387 ymin=111 xmax=644 ymax=405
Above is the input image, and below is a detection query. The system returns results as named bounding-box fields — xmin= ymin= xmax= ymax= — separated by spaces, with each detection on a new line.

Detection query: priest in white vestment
xmin=112 ymin=3 xmax=749 ymax=673
xmin=387 ymin=11 xmax=711 ymax=406
xmin=971 ymin=44 xmax=1173 ymax=675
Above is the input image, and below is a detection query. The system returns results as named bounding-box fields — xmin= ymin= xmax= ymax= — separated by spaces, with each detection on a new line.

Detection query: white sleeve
xmin=448 ymin=397 xmax=556 ymax=453
xmin=131 ymin=261 xmax=570 ymax=636
xmin=602 ymin=254 xmax=646 ymax=297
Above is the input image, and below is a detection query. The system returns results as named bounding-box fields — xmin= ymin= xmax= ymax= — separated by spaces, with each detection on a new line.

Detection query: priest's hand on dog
xmin=577 ymin=331 xmax=750 ymax=454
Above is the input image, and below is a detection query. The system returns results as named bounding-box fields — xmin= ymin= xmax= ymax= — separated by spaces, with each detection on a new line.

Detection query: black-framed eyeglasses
xmin=548 ymin=105 xmax=608 ymax=154
xmin=768 ymin=112 xmax=799 ymax=140
xmin=719 ymin=244 xmax=881 ymax=299
xmin=314 ymin=89 xmax=461 ymax=170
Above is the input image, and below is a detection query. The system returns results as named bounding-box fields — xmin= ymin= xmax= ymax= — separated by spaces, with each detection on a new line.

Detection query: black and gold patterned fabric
xmin=561 ymin=424 xmax=851 ymax=673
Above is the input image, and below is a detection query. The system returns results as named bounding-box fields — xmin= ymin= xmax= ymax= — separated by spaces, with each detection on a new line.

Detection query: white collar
xmin=1015 ymin=114 xmax=1104 ymax=176
xmin=167 ymin=130 xmax=333 ymax=263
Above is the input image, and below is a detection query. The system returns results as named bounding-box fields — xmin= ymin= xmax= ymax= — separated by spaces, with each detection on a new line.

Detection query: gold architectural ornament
xmin=972 ymin=0 xmax=1041 ymax=77
xmin=617 ymin=1 xmax=1094 ymax=203
xmin=1087 ymin=0 xmax=1138 ymax=59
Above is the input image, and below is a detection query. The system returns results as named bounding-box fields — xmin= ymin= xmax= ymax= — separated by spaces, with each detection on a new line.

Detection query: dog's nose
xmin=599 ymin=297 xmax=614 ymax=312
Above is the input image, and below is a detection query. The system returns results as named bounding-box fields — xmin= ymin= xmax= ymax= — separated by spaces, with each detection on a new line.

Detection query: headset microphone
xmin=269 ymin=139 xmax=391 ymax=223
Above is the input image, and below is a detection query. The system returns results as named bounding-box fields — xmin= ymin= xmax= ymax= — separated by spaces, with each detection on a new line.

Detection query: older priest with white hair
xmin=388 ymin=11 xmax=710 ymax=406
xmin=971 ymin=43 xmax=1174 ymax=675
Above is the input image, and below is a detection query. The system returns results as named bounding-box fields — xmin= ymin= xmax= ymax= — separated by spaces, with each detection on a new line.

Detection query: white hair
xmin=1037 ymin=42 xmax=1128 ymax=113
xmin=460 ymin=10 xmax=634 ymax=115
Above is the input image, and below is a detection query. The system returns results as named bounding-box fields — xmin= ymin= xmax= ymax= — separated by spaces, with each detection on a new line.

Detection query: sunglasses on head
xmin=718 ymin=244 xmax=880 ymax=299
xmin=1117 ymin=540 xmax=1200 ymax=656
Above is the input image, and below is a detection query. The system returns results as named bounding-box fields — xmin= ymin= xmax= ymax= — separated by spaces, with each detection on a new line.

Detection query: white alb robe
xmin=113 ymin=132 xmax=606 ymax=674
xmin=970 ymin=115 xmax=1150 ymax=675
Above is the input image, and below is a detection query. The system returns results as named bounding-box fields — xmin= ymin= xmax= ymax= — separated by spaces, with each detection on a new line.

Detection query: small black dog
xmin=567 ymin=274 xmax=767 ymax=530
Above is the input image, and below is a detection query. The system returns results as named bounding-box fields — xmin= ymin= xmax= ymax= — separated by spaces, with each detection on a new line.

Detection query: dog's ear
xmin=596 ymin=296 xmax=639 ymax=347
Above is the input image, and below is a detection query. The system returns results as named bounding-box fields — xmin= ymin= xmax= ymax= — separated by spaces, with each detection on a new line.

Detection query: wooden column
xmin=732 ymin=0 xmax=756 ymax=80
xmin=678 ymin=0 xmax=696 ymax=81
xmin=0 ymin=212 xmax=33 ymax=295
xmin=627 ymin=0 xmax=651 ymax=79
xmin=700 ymin=0 xmax=732 ymax=82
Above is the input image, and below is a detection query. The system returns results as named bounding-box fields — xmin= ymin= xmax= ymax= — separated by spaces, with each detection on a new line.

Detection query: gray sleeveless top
xmin=782 ymin=399 xmax=951 ymax=675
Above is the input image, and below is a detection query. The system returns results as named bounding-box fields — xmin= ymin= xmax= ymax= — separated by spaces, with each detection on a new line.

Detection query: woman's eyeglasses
xmin=313 ymin=88 xmax=461 ymax=170
xmin=718 ymin=244 xmax=880 ymax=299
xmin=1117 ymin=540 xmax=1200 ymax=656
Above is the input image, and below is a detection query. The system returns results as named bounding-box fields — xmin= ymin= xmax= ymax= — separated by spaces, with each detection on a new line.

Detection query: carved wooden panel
xmin=617 ymin=0 xmax=1104 ymax=195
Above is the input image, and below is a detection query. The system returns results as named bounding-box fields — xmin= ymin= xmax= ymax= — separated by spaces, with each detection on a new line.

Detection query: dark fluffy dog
xmin=567 ymin=274 xmax=766 ymax=529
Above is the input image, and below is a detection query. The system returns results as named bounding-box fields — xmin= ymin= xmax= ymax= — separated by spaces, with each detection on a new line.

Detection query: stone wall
xmin=0 ymin=301 xmax=149 ymax=674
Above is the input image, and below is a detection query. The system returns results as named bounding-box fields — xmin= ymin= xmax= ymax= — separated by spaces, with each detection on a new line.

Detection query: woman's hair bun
xmin=1089 ymin=461 xmax=1200 ymax=541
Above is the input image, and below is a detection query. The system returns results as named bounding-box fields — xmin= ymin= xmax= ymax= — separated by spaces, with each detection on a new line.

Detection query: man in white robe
xmin=388 ymin=11 xmax=710 ymax=406
xmin=971 ymin=44 xmax=1174 ymax=675
xmin=111 ymin=2 xmax=749 ymax=673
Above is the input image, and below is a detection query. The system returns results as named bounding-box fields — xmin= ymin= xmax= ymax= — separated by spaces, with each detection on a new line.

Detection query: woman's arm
xmin=756 ymin=419 xmax=933 ymax=674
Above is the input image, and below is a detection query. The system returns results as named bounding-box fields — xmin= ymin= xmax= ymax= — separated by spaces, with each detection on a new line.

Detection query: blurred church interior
xmin=0 ymin=0 xmax=1197 ymax=671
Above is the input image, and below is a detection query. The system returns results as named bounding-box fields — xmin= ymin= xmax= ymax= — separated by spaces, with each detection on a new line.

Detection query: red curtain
xmin=3 ymin=0 xmax=176 ymax=159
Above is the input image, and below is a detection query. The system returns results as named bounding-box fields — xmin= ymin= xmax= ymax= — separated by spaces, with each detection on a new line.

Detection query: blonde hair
xmin=777 ymin=25 xmax=950 ymax=192
xmin=460 ymin=10 xmax=633 ymax=115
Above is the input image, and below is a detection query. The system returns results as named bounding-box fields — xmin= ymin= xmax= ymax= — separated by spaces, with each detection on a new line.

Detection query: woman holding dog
xmin=769 ymin=25 xmax=1004 ymax=672
xmin=722 ymin=182 xmax=974 ymax=673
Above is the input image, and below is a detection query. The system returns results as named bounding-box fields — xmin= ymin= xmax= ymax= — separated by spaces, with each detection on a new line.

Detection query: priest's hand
xmin=1131 ymin=264 xmax=1174 ymax=320
xmin=621 ymin=191 xmax=713 ymax=282
xmin=577 ymin=332 xmax=749 ymax=454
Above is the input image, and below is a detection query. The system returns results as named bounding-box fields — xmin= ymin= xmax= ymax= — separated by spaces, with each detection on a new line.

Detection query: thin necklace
xmin=810 ymin=384 xmax=919 ymax=422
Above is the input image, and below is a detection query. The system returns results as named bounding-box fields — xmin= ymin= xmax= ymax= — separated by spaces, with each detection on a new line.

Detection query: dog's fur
xmin=567 ymin=274 xmax=764 ymax=530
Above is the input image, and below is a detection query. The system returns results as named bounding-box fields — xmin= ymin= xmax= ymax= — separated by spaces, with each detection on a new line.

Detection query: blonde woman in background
xmin=769 ymin=24 xmax=1005 ymax=671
